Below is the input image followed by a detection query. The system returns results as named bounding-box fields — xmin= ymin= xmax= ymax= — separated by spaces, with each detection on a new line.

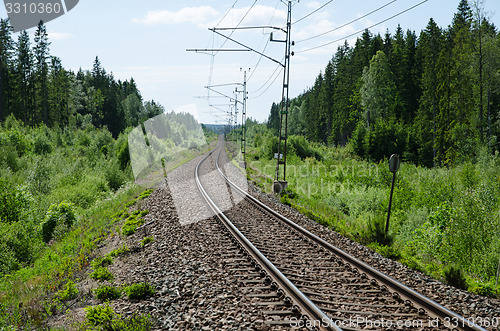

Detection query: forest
xmin=0 ymin=20 xmax=164 ymax=136
xmin=267 ymin=0 xmax=500 ymax=167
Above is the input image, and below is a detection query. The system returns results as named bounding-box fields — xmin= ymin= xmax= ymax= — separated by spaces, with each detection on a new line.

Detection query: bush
xmin=123 ymin=283 xmax=154 ymax=300
xmin=0 ymin=178 xmax=30 ymax=224
xmin=85 ymin=303 xmax=152 ymax=331
xmin=85 ymin=303 xmax=117 ymax=330
xmin=105 ymin=161 xmax=126 ymax=191
xmin=55 ymin=280 xmax=79 ymax=302
xmin=91 ymin=256 xmax=113 ymax=269
xmin=89 ymin=267 xmax=114 ymax=282
xmin=140 ymin=237 xmax=154 ymax=247
xmin=362 ymin=214 xmax=393 ymax=246
xmin=33 ymin=134 xmax=52 ymax=155
xmin=107 ymin=245 xmax=130 ymax=258
xmin=94 ymin=285 xmax=122 ymax=301
xmin=41 ymin=201 xmax=77 ymax=243
xmin=444 ymin=265 xmax=467 ymax=290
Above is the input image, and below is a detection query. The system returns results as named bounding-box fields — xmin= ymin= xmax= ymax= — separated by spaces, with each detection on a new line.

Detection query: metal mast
xmin=273 ymin=0 xmax=293 ymax=194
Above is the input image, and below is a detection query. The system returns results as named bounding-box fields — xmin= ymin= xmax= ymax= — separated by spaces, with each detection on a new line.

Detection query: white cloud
xmin=132 ymin=5 xmax=287 ymax=29
xmin=48 ymin=31 xmax=74 ymax=40
xmin=216 ymin=5 xmax=287 ymax=27
xmin=132 ymin=6 xmax=220 ymax=28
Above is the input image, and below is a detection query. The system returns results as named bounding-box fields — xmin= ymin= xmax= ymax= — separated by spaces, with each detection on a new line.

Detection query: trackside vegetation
xmin=246 ymin=125 xmax=500 ymax=297
xmin=245 ymin=0 xmax=500 ymax=297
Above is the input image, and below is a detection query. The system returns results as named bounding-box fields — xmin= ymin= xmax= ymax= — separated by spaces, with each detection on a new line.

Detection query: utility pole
xmin=273 ymin=0 xmax=293 ymax=194
xmin=187 ymin=1 xmax=295 ymax=182
xmin=235 ymin=69 xmax=248 ymax=162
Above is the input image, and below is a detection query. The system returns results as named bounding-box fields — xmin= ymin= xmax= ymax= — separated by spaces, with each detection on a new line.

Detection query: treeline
xmin=0 ymin=20 xmax=163 ymax=136
xmin=268 ymin=0 xmax=500 ymax=167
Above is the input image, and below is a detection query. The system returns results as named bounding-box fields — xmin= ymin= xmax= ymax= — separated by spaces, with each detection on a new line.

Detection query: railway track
xmin=195 ymin=138 xmax=487 ymax=331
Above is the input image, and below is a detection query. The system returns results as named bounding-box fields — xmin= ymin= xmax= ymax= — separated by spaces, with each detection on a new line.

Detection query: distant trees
xmin=0 ymin=20 xmax=162 ymax=136
xmin=275 ymin=0 xmax=500 ymax=166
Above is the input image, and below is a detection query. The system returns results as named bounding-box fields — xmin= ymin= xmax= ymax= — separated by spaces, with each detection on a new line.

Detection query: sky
xmin=1 ymin=0 xmax=499 ymax=125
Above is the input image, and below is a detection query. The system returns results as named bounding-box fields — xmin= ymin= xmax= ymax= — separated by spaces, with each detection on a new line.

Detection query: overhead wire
xmin=247 ymin=0 xmax=281 ymax=83
xmin=296 ymin=0 xmax=429 ymax=54
xmin=293 ymin=0 xmax=335 ymax=25
xmin=206 ymin=0 xmax=257 ymax=121
xmin=297 ymin=0 xmax=398 ymax=43
xmin=252 ymin=65 xmax=284 ymax=98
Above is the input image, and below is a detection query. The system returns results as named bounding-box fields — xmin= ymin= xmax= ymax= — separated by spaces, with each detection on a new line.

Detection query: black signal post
xmin=386 ymin=154 xmax=400 ymax=234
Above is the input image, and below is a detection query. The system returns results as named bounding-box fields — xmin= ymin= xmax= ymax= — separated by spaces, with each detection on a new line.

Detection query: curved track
xmin=195 ymin=138 xmax=486 ymax=331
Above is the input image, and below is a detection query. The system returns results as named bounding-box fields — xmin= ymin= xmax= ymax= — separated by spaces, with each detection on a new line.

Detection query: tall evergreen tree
xmin=0 ymin=19 xmax=14 ymax=122
xmin=360 ymin=50 xmax=396 ymax=130
xmin=14 ymin=30 xmax=33 ymax=124
xmin=33 ymin=21 xmax=51 ymax=125
xmin=416 ymin=18 xmax=443 ymax=166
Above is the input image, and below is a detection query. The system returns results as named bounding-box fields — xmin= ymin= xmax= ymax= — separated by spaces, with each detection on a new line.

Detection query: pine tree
xmin=33 ymin=21 xmax=51 ymax=125
xmin=360 ymin=50 xmax=396 ymax=130
xmin=14 ymin=30 xmax=33 ymax=124
xmin=0 ymin=19 xmax=15 ymax=122
xmin=416 ymin=18 xmax=443 ymax=166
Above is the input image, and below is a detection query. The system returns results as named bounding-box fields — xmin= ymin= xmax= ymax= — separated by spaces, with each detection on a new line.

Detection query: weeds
xmin=123 ymin=283 xmax=155 ymax=300
xmin=140 ymin=237 xmax=154 ymax=247
xmin=93 ymin=285 xmax=122 ymax=301
xmin=89 ymin=267 xmax=114 ymax=282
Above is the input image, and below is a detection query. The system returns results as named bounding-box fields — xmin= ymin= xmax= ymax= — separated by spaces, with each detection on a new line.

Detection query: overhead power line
xmin=293 ymin=0 xmax=335 ymax=25
xmin=297 ymin=0 xmax=429 ymax=54
xmin=297 ymin=0 xmax=398 ymax=43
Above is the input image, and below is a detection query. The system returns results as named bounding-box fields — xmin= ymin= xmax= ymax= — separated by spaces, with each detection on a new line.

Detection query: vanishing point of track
xmin=195 ymin=138 xmax=487 ymax=331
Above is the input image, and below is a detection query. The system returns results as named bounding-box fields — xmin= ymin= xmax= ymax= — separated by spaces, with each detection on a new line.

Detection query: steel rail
xmin=215 ymin=143 xmax=488 ymax=331
xmin=195 ymin=143 xmax=341 ymax=331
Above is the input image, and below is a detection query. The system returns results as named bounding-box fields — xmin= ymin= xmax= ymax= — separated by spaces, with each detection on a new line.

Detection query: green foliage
xmin=107 ymin=245 xmax=130 ymax=258
xmin=41 ymin=201 xmax=77 ymax=243
xmin=0 ymin=178 xmax=30 ymax=224
xmin=94 ymin=285 xmax=122 ymax=301
xmin=91 ymin=256 xmax=113 ymax=269
xmin=85 ymin=303 xmax=117 ymax=330
xmin=121 ymin=210 xmax=148 ymax=236
xmin=362 ymin=214 xmax=393 ymax=246
xmin=89 ymin=267 xmax=114 ymax=282
xmin=444 ymin=265 xmax=467 ymax=290
xmin=246 ymin=135 xmax=500 ymax=294
xmin=55 ymin=280 xmax=79 ymax=302
xmin=123 ymin=283 xmax=154 ymax=300
xmin=140 ymin=237 xmax=154 ymax=247
xmin=367 ymin=242 xmax=401 ymax=260
xmin=105 ymin=160 xmax=126 ymax=191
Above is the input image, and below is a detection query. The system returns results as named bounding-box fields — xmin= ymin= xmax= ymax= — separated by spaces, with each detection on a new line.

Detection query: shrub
xmin=33 ymin=134 xmax=52 ymax=155
xmin=362 ymin=214 xmax=393 ymax=246
xmin=27 ymin=158 xmax=51 ymax=195
xmin=105 ymin=161 xmax=126 ymax=191
xmin=94 ymin=285 xmax=122 ymax=301
xmin=85 ymin=303 xmax=117 ymax=330
xmin=140 ymin=237 xmax=154 ymax=247
xmin=91 ymin=256 xmax=113 ymax=269
xmin=107 ymin=245 xmax=130 ymax=258
xmin=0 ymin=178 xmax=30 ymax=224
xmin=124 ymin=283 xmax=154 ymax=300
xmin=41 ymin=201 xmax=77 ymax=243
xmin=89 ymin=267 xmax=114 ymax=282
xmin=444 ymin=265 xmax=467 ymax=290
xmin=55 ymin=280 xmax=79 ymax=302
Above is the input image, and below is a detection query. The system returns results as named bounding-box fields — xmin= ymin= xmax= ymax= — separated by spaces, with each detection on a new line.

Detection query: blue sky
xmin=1 ymin=0 xmax=499 ymax=124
